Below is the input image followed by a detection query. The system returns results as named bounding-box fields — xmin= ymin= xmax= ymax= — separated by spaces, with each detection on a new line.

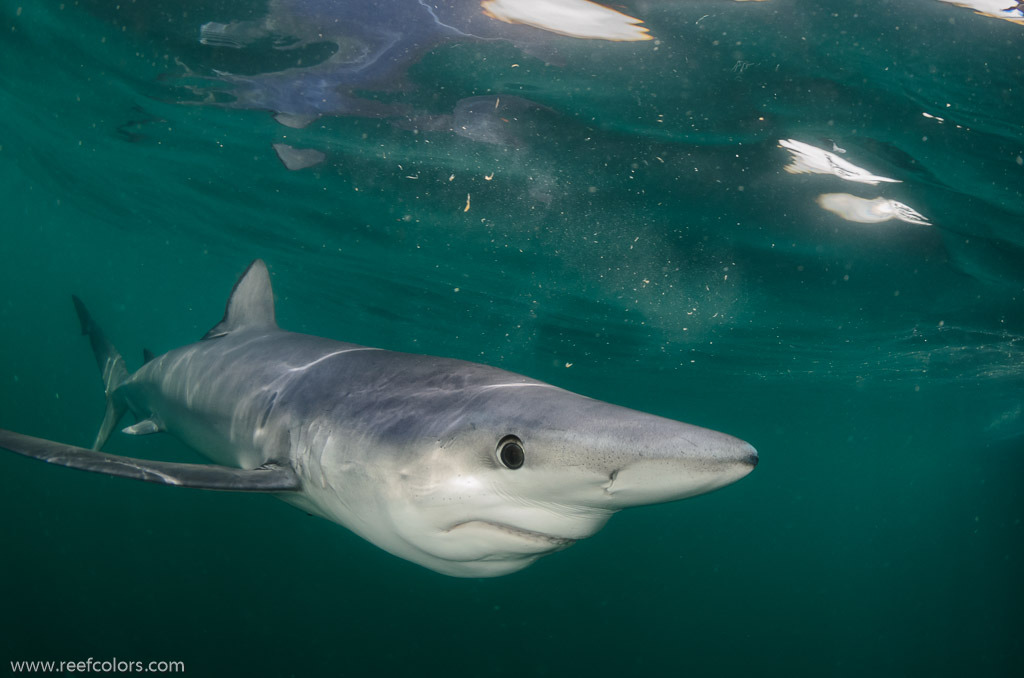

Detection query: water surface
xmin=1 ymin=1 xmax=1021 ymax=675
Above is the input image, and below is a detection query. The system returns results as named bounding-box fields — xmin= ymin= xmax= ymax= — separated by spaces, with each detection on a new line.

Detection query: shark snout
xmin=598 ymin=432 xmax=757 ymax=509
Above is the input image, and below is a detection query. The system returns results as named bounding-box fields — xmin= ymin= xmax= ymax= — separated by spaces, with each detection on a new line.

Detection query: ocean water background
xmin=0 ymin=0 xmax=1021 ymax=675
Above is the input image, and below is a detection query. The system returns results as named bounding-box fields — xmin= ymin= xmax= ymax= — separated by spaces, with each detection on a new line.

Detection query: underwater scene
xmin=0 ymin=0 xmax=1021 ymax=676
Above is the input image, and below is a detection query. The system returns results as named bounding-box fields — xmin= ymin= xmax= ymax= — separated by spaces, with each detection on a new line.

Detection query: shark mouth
xmin=449 ymin=520 xmax=577 ymax=549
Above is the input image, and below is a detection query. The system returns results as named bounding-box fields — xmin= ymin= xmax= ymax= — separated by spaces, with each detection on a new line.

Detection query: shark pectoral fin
xmin=122 ymin=418 xmax=164 ymax=436
xmin=0 ymin=429 xmax=301 ymax=493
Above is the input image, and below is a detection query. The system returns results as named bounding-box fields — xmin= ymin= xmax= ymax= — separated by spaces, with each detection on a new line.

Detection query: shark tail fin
xmin=202 ymin=259 xmax=277 ymax=340
xmin=72 ymin=295 xmax=130 ymax=451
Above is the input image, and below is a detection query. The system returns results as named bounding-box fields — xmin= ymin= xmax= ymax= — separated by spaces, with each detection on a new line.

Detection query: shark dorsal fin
xmin=203 ymin=259 xmax=277 ymax=340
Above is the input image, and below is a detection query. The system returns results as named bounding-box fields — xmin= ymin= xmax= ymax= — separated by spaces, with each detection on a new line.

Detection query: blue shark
xmin=0 ymin=260 xmax=756 ymax=577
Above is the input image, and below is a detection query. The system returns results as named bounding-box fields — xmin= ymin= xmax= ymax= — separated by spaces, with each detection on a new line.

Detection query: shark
xmin=0 ymin=260 xmax=757 ymax=577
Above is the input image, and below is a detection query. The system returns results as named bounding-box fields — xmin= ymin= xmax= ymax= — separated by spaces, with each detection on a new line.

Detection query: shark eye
xmin=497 ymin=435 xmax=525 ymax=470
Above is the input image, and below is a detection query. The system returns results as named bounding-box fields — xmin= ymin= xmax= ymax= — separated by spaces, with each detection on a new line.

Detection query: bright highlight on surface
xmin=481 ymin=0 xmax=653 ymax=41
xmin=779 ymin=139 xmax=901 ymax=185
xmin=934 ymin=0 xmax=1024 ymax=24
xmin=816 ymin=193 xmax=932 ymax=226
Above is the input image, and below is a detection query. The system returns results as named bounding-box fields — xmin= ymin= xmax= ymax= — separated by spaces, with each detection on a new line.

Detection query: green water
xmin=1 ymin=0 xmax=1021 ymax=675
